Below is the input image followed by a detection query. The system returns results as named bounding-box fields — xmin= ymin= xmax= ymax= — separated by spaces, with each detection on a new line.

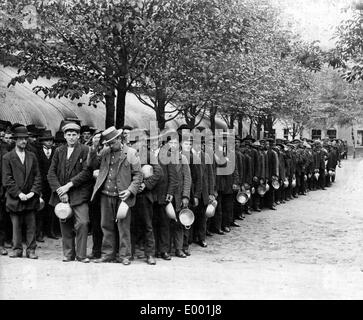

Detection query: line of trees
xmin=0 ymin=0 xmax=323 ymax=133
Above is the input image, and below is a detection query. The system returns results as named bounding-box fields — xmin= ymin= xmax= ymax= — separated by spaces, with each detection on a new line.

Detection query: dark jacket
xmin=215 ymin=157 xmax=239 ymax=194
xmin=265 ymin=149 xmax=277 ymax=179
xmin=48 ymin=142 xmax=93 ymax=207
xmin=153 ymin=149 xmax=179 ymax=205
xmin=186 ymin=150 xmax=202 ymax=205
xmin=0 ymin=143 xmax=8 ymax=200
xmin=140 ymin=162 xmax=163 ymax=204
xmin=37 ymin=145 xmax=56 ymax=197
xmin=2 ymin=149 xmax=42 ymax=213
xmin=199 ymin=151 xmax=215 ymax=206
xmin=173 ymin=153 xmax=192 ymax=212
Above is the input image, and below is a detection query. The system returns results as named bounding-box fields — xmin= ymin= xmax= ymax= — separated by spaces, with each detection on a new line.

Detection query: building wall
xmin=273 ymin=119 xmax=359 ymax=147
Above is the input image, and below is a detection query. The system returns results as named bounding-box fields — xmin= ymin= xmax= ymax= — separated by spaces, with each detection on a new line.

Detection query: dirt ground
xmin=1 ymin=158 xmax=363 ymax=300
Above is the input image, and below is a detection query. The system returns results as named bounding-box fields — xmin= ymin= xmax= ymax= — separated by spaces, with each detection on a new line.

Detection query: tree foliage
xmin=0 ymin=0 xmax=323 ymax=132
xmin=330 ymin=3 xmax=363 ymax=82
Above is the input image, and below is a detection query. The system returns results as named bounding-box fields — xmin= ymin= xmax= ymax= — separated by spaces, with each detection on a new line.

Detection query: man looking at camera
xmin=47 ymin=123 xmax=93 ymax=263
xmin=2 ymin=126 xmax=42 ymax=259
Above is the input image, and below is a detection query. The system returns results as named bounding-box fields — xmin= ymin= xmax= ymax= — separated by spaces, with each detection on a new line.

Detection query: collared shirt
xmin=67 ymin=147 xmax=74 ymax=160
xmin=16 ymin=149 xmax=25 ymax=164
xmin=43 ymin=146 xmax=52 ymax=159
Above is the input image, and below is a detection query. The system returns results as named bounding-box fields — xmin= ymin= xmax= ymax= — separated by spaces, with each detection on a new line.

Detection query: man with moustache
xmin=36 ymin=130 xmax=58 ymax=241
xmin=2 ymin=126 xmax=42 ymax=259
xmin=47 ymin=123 xmax=93 ymax=263
xmin=88 ymin=126 xmax=142 ymax=265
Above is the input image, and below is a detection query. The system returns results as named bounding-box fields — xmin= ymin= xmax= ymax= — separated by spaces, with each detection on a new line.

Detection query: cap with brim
xmin=102 ymin=126 xmax=122 ymax=144
xmin=62 ymin=123 xmax=81 ymax=133
xmin=252 ymin=141 xmax=261 ymax=147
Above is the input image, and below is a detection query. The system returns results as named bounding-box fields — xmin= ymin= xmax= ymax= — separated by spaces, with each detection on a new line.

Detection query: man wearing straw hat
xmin=88 ymin=126 xmax=142 ymax=265
xmin=47 ymin=122 xmax=93 ymax=263
xmin=2 ymin=126 xmax=42 ymax=259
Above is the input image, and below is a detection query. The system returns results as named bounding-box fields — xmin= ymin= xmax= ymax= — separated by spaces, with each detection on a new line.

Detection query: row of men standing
xmin=0 ymin=123 xmax=342 ymax=265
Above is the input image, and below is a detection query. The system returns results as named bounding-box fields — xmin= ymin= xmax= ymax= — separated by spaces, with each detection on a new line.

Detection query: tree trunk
xmin=249 ymin=116 xmax=253 ymax=136
xmin=183 ymin=104 xmax=196 ymax=129
xmin=105 ymin=92 xmax=115 ymax=128
xmin=229 ymin=114 xmax=235 ymax=129
xmin=256 ymin=121 xmax=262 ymax=140
xmin=292 ymin=123 xmax=296 ymax=139
xmin=238 ymin=114 xmax=243 ymax=137
xmin=209 ymin=105 xmax=217 ymax=132
xmin=264 ymin=115 xmax=274 ymax=138
xmin=115 ymin=79 xmax=127 ymax=129
xmin=155 ymin=84 xmax=167 ymax=130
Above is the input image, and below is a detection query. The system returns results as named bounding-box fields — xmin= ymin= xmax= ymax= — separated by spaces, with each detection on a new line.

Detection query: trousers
xmin=152 ymin=203 xmax=171 ymax=254
xmin=59 ymin=202 xmax=89 ymax=259
xmin=193 ymin=202 xmax=207 ymax=242
xmin=89 ymin=197 xmax=103 ymax=256
xmin=131 ymin=194 xmax=155 ymax=256
xmin=10 ymin=211 xmax=36 ymax=253
xmin=100 ymin=195 xmax=131 ymax=259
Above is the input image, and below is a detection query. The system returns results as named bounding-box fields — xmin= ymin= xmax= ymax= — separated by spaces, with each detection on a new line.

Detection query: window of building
xmin=327 ymin=129 xmax=337 ymax=139
xmin=312 ymin=129 xmax=321 ymax=140
xmin=264 ymin=129 xmax=276 ymax=139
xmin=283 ymin=129 xmax=289 ymax=140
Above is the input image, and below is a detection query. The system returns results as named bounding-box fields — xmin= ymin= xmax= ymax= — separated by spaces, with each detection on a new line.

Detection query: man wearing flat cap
xmin=47 ymin=122 xmax=93 ymax=263
xmin=2 ymin=126 xmax=42 ymax=259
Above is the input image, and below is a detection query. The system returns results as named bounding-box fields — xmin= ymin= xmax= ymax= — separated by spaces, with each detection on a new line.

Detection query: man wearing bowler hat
xmin=47 ymin=123 xmax=93 ymax=263
xmin=2 ymin=126 xmax=42 ymax=259
xmin=80 ymin=125 xmax=95 ymax=146
xmin=36 ymin=130 xmax=58 ymax=241
xmin=88 ymin=126 xmax=142 ymax=265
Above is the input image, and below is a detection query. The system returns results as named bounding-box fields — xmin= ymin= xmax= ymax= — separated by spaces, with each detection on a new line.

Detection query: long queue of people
xmin=0 ymin=121 xmax=347 ymax=265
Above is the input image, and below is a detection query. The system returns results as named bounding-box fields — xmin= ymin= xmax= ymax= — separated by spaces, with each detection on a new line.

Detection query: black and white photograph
xmin=0 ymin=0 xmax=363 ymax=303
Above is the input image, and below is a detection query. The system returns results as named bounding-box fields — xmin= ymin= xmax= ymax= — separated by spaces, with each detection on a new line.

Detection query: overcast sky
xmin=273 ymin=0 xmax=355 ymax=49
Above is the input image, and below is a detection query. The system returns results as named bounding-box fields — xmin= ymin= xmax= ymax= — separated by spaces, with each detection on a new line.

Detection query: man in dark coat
xmin=0 ymin=141 xmax=9 ymax=255
xmin=129 ymin=133 xmax=163 ymax=265
xmin=168 ymin=134 xmax=192 ymax=258
xmin=36 ymin=130 xmax=58 ymax=241
xmin=233 ymin=137 xmax=244 ymax=221
xmin=212 ymin=134 xmax=239 ymax=234
xmin=192 ymin=135 xmax=215 ymax=247
xmin=152 ymin=136 xmax=179 ymax=261
xmin=264 ymin=139 xmax=278 ymax=210
xmin=47 ymin=123 xmax=93 ymax=263
xmin=2 ymin=126 xmax=42 ymax=259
